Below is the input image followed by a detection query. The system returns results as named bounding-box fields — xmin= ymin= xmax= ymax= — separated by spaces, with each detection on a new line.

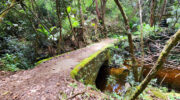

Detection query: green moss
xmin=146 ymin=87 xmax=168 ymax=100
xmin=71 ymin=44 xmax=114 ymax=79
xmin=151 ymin=90 xmax=167 ymax=99
xmin=143 ymin=95 xmax=154 ymax=100
xmin=107 ymin=49 xmax=112 ymax=65
xmin=35 ymin=51 xmax=72 ymax=66
xmin=35 ymin=57 xmax=53 ymax=65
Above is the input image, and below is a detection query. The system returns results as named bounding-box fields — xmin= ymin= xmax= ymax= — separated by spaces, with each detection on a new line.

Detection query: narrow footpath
xmin=0 ymin=38 xmax=117 ymax=100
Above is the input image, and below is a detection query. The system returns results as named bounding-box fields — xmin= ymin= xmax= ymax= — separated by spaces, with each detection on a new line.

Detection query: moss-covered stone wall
xmin=70 ymin=44 xmax=114 ymax=85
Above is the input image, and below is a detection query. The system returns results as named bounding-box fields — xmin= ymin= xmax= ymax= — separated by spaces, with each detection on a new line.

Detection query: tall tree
xmin=64 ymin=5 xmax=79 ymax=47
xmin=56 ymin=0 xmax=63 ymax=53
xmin=95 ymin=0 xmax=101 ymax=23
xmin=114 ymin=0 xmax=138 ymax=82
xmin=150 ymin=0 xmax=155 ymax=27
xmin=159 ymin=0 xmax=167 ymax=22
xmin=129 ymin=29 xmax=180 ymax=100
xmin=78 ymin=0 xmax=86 ymax=43
xmin=172 ymin=3 xmax=180 ymax=28
xmin=95 ymin=0 xmax=107 ymax=37
xmin=101 ymin=0 xmax=107 ymax=37
xmin=138 ymin=0 xmax=145 ymax=81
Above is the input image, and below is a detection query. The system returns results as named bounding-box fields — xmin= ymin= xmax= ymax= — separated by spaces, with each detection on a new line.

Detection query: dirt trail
xmin=0 ymin=38 xmax=117 ymax=100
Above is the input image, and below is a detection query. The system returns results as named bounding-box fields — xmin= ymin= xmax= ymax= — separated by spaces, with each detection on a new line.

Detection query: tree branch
xmin=114 ymin=0 xmax=138 ymax=82
xmin=129 ymin=29 xmax=180 ymax=100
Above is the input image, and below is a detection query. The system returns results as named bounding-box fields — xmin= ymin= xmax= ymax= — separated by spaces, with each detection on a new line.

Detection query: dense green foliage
xmin=0 ymin=0 xmax=179 ymax=72
xmin=0 ymin=0 xmax=180 ymax=100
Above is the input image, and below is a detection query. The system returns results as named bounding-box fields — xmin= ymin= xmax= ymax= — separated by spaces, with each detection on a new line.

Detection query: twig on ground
xmin=160 ymin=74 xmax=167 ymax=85
xmin=67 ymin=90 xmax=86 ymax=100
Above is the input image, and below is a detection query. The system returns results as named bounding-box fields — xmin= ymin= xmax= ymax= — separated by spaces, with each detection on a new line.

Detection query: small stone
xmin=56 ymin=83 xmax=60 ymax=86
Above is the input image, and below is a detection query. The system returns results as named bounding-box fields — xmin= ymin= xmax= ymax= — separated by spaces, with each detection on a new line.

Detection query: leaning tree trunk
xmin=129 ymin=29 xmax=180 ymax=100
xmin=64 ymin=4 xmax=79 ymax=47
xmin=114 ymin=0 xmax=138 ymax=82
xmin=0 ymin=0 xmax=17 ymax=23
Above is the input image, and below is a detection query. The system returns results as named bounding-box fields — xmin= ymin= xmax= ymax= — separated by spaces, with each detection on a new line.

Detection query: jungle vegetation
xmin=0 ymin=0 xmax=180 ymax=99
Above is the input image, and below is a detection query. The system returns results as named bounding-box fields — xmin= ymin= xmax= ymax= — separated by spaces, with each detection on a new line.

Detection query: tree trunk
xmin=64 ymin=5 xmax=79 ymax=47
xmin=101 ymin=0 xmax=107 ymax=37
xmin=95 ymin=0 xmax=102 ymax=22
xmin=138 ymin=0 xmax=145 ymax=81
xmin=0 ymin=0 xmax=17 ymax=23
xmin=78 ymin=0 xmax=86 ymax=43
xmin=30 ymin=0 xmax=38 ymax=18
xmin=129 ymin=29 xmax=180 ymax=100
xmin=95 ymin=0 xmax=107 ymax=37
xmin=150 ymin=0 xmax=155 ymax=27
xmin=56 ymin=0 xmax=63 ymax=53
xmin=172 ymin=4 xmax=180 ymax=28
xmin=114 ymin=0 xmax=138 ymax=82
xmin=159 ymin=0 xmax=167 ymax=22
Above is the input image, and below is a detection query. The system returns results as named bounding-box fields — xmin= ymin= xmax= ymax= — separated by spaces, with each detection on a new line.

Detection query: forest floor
xmin=0 ymin=38 xmax=117 ymax=100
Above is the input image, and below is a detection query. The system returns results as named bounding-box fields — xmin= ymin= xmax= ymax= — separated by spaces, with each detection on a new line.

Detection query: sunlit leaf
xmin=72 ymin=21 xmax=79 ymax=27
xmin=91 ymin=23 xmax=95 ymax=27
xmin=67 ymin=6 xmax=71 ymax=13
xmin=50 ymin=26 xmax=56 ymax=32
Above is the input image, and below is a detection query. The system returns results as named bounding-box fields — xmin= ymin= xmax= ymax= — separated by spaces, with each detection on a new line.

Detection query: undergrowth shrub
xmin=0 ymin=54 xmax=20 ymax=71
xmin=133 ymin=23 xmax=161 ymax=37
xmin=0 ymin=36 xmax=35 ymax=71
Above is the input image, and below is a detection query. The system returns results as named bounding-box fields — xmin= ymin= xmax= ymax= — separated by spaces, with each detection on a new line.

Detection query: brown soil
xmin=0 ymin=38 xmax=117 ymax=100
